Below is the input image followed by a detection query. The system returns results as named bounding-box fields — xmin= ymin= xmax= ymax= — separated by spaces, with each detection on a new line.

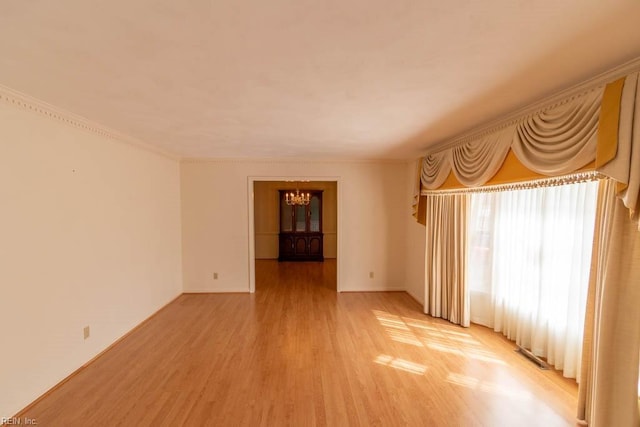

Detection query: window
xmin=467 ymin=181 xmax=598 ymax=378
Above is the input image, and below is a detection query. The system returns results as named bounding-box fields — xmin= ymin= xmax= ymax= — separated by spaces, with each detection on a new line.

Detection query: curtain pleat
xmin=450 ymin=126 xmax=513 ymax=187
xmin=577 ymin=180 xmax=640 ymax=426
xmin=595 ymin=78 xmax=625 ymax=168
xmin=411 ymin=158 xmax=427 ymax=225
xmin=421 ymin=151 xmax=452 ymax=190
xmin=597 ymin=73 xmax=636 ymax=186
xmin=424 ymin=193 xmax=469 ymax=327
xmin=613 ymin=72 xmax=640 ymax=226
xmin=512 ymin=90 xmax=601 ymax=175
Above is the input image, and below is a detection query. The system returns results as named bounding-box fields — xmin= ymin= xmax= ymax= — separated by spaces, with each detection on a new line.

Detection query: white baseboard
xmin=339 ymin=284 xmax=405 ymax=292
xmin=405 ymin=288 xmax=425 ymax=306
xmin=183 ymin=288 xmax=250 ymax=294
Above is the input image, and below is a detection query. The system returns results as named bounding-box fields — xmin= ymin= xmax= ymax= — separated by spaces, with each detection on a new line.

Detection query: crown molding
xmin=180 ymin=157 xmax=407 ymax=165
xmin=427 ymin=55 xmax=640 ymax=155
xmin=0 ymin=84 xmax=180 ymax=161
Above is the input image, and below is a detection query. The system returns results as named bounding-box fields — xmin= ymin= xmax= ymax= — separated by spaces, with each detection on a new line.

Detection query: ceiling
xmin=1 ymin=1 xmax=640 ymax=160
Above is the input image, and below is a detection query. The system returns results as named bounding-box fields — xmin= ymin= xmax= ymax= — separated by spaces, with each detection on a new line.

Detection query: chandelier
xmin=285 ymin=188 xmax=310 ymax=206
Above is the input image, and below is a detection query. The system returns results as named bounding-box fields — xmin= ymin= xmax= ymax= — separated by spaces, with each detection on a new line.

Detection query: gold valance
xmin=416 ymin=70 xmax=640 ymax=229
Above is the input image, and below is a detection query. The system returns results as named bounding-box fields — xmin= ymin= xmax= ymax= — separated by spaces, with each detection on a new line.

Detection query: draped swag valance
xmin=413 ymin=71 xmax=640 ymax=230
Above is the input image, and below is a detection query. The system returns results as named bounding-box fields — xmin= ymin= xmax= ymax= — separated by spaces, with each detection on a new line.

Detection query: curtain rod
xmin=420 ymin=171 xmax=604 ymax=196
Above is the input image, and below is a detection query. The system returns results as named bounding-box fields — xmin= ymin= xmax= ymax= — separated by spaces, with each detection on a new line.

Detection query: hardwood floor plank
xmin=12 ymin=259 xmax=578 ymax=426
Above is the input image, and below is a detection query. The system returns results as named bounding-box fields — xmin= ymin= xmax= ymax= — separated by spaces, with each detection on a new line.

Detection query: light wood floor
xmin=16 ymin=260 xmax=578 ymax=426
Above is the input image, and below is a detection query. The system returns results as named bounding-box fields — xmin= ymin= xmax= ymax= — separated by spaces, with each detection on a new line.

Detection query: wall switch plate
xmin=369 ymin=272 xmax=374 ymax=279
xmin=83 ymin=326 xmax=90 ymax=340
xmin=213 ymin=272 xmax=218 ymax=280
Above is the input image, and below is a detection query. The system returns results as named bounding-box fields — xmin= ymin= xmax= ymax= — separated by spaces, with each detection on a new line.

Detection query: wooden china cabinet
xmin=278 ymin=190 xmax=324 ymax=261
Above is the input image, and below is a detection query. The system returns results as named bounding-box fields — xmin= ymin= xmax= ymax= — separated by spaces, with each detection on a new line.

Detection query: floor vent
xmin=515 ymin=345 xmax=550 ymax=370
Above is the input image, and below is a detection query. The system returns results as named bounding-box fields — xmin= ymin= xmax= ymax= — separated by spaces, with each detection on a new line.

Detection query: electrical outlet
xmin=83 ymin=326 xmax=90 ymax=340
xmin=369 ymin=271 xmax=374 ymax=279
xmin=213 ymin=272 xmax=218 ymax=280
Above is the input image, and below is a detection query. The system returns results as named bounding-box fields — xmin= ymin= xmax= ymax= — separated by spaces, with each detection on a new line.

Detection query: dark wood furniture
xmin=278 ymin=190 xmax=323 ymax=261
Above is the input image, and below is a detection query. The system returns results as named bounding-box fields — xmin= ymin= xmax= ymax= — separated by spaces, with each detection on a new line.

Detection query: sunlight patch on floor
xmin=378 ymin=319 xmax=411 ymax=331
xmin=446 ymin=373 xmax=532 ymax=400
xmin=374 ymin=354 xmax=427 ymax=375
xmin=425 ymin=342 xmax=465 ymax=357
xmin=404 ymin=321 xmax=439 ymax=331
xmin=385 ymin=329 xmax=425 ymax=347
xmin=445 ymin=335 xmax=482 ymax=345
xmin=424 ymin=338 xmax=506 ymax=365
xmin=373 ymin=309 xmax=506 ymax=365
xmin=436 ymin=328 xmax=472 ymax=338
xmin=373 ymin=310 xmax=411 ymax=331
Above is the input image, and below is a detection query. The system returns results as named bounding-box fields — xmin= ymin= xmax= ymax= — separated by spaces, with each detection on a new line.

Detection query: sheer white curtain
xmin=468 ymin=181 xmax=599 ymax=378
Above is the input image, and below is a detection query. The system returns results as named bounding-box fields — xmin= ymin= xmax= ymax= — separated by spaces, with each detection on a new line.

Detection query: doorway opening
xmin=247 ymin=178 xmax=340 ymax=293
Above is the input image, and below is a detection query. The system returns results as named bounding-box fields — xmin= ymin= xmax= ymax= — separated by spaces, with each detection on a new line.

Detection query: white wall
xmin=404 ymin=160 xmax=426 ymax=305
xmin=0 ymin=100 xmax=183 ymax=418
xmin=181 ymin=160 xmax=407 ymax=292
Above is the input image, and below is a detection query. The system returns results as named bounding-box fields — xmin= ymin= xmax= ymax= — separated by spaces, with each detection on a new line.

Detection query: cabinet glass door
xmin=295 ymin=205 xmax=307 ymax=231
xmin=310 ymin=195 xmax=320 ymax=232
xmin=280 ymin=198 xmax=292 ymax=232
